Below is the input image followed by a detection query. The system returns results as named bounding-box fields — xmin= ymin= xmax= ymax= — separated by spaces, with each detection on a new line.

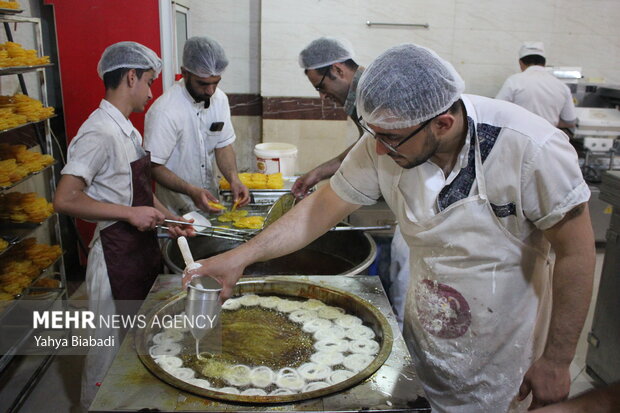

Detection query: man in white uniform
xmin=186 ymin=44 xmax=595 ymax=412
xmin=293 ymin=37 xmax=365 ymax=197
xmin=496 ymin=42 xmax=577 ymax=137
xmin=145 ymin=36 xmax=249 ymax=215
xmin=53 ymin=42 xmax=193 ymax=410
xmin=294 ymin=37 xmax=409 ymax=329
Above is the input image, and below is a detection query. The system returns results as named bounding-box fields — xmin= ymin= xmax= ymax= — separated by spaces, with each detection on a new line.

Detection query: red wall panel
xmin=44 ymin=0 xmax=163 ymax=251
xmin=44 ymin=0 xmax=163 ymax=139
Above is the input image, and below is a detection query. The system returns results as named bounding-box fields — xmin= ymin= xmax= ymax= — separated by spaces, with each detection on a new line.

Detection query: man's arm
xmin=153 ymin=195 xmax=195 ymax=238
xmin=186 ymin=184 xmax=360 ymax=298
xmin=557 ymin=120 xmax=576 ymax=140
xmin=519 ymin=203 xmax=596 ymax=409
xmin=291 ymin=143 xmax=356 ymax=198
xmin=151 ymin=162 xmax=221 ymax=212
xmin=531 ymin=382 xmax=620 ymax=413
xmin=214 ymin=144 xmax=250 ymax=206
xmin=53 ymin=174 xmax=165 ymax=231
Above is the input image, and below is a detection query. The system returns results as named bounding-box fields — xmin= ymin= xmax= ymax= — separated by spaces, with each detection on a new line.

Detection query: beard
xmin=185 ymin=80 xmax=212 ymax=107
xmin=389 ymin=129 xmax=439 ymax=169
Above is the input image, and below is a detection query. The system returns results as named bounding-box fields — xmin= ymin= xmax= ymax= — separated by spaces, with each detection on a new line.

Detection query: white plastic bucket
xmin=254 ymin=142 xmax=298 ymax=175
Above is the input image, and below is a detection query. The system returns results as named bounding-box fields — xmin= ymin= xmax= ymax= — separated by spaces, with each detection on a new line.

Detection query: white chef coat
xmin=144 ymin=80 xmax=236 ymax=214
xmin=62 ymin=99 xmax=144 ymax=229
xmin=62 ymin=99 xmax=145 ymax=410
xmin=496 ymin=65 xmax=576 ymax=127
xmin=331 ymin=94 xmax=590 ymax=411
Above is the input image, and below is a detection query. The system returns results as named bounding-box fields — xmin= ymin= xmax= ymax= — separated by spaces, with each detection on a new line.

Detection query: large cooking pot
xmin=163 ymin=228 xmax=377 ymax=275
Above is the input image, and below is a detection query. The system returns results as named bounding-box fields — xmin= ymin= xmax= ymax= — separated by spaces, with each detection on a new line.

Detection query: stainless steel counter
xmin=90 ymin=274 xmax=429 ymax=412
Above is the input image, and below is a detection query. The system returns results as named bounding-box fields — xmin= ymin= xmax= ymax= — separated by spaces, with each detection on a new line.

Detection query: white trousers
xmin=80 ymin=240 xmax=120 ymax=412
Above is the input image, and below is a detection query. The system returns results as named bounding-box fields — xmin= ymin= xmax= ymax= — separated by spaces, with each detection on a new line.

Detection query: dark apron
xmin=100 ymin=152 xmax=162 ymax=300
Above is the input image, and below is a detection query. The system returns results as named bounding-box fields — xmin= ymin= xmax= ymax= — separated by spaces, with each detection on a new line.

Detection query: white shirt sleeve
xmin=61 ymin=132 xmax=108 ymax=186
xmin=521 ymin=130 xmax=590 ymax=230
xmin=213 ymin=93 xmax=236 ymax=149
xmin=144 ymin=107 xmax=180 ymax=165
xmin=330 ymin=134 xmax=381 ymax=205
xmin=559 ymin=84 xmax=577 ymax=123
xmin=495 ymin=76 xmax=516 ymax=102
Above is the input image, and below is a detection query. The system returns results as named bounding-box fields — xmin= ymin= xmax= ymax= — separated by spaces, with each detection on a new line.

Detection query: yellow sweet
xmin=0 ymin=238 xmax=62 ymax=296
xmin=232 ymin=215 xmax=265 ymax=229
xmin=0 ymin=94 xmax=54 ymax=131
xmin=0 ymin=143 xmax=54 ymax=186
xmin=207 ymin=201 xmax=226 ymax=210
xmin=0 ymin=41 xmax=49 ymax=67
xmin=0 ymin=1 xmax=20 ymax=10
xmin=220 ymin=172 xmax=284 ymax=190
xmin=217 ymin=209 xmax=248 ymax=223
xmin=0 ymin=192 xmax=54 ymax=223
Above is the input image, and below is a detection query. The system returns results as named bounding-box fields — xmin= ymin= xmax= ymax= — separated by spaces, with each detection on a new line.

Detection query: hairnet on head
xmin=97 ymin=41 xmax=162 ymax=79
xmin=298 ymin=37 xmax=355 ymax=69
xmin=519 ymin=41 xmax=545 ymax=59
xmin=182 ymin=36 xmax=229 ymax=77
xmin=356 ymin=44 xmax=464 ymax=129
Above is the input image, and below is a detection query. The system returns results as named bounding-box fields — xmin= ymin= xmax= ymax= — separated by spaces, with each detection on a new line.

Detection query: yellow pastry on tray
xmin=0 ymin=191 xmax=54 ymax=223
xmin=232 ymin=215 xmax=264 ymax=229
xmin=217 ymin=209 xmax=249 ymax=223
xmin=0 ymin=1 xmax=20 ymax=10
xmin=207 ymin=200 xmax=226 ymax=210
xmin=0 ymin=238 xmax=62 ymax=296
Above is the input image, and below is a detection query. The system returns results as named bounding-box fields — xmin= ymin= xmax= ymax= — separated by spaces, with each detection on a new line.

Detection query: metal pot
xmin=163 ymin=227 xmax=377 ymax=276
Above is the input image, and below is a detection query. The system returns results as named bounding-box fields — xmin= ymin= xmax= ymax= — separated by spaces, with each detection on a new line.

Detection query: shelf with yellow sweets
xmin=0 ymin=93 xmax=55 ymax=133
xmin=0 ymin=0 xmax=21 ymax=15
xmin=0 ymin=41 xmax=50 ymax=67
xmin=0 ymin=238 xmax=63 ymax=310
xmin=0 ymin=191 xmax=54 ymax=225
xmin=0 ymin=63 xmax=53 ymax=76
xmin=0 ymin=143 xmax=56 ymax=189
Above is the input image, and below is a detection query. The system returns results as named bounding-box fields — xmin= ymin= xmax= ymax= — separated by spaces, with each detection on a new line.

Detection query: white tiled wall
xmin=262 ymin=118 xmax=360 ymax=174
xmin=186 ymin=0 xmax=620 ymax=172
xmin=188 ymin=0 xmax=261 ymax=94
xmin=188 ymin=0 xmax=620 ymax=98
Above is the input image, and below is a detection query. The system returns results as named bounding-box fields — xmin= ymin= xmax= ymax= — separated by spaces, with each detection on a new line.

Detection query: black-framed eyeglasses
xmin=314 ymin=66 xmax=331 ymax=92
xmin=358 ymin=112 xmax=443 ymax=154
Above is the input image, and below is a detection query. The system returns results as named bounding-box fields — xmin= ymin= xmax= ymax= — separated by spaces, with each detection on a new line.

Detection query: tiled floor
xmin=1 ymin=249 xmax=609 ymax=412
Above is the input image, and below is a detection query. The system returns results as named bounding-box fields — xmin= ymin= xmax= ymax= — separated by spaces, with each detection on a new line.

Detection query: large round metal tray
xmin=135 ymin=278 xmax=393 ymax=403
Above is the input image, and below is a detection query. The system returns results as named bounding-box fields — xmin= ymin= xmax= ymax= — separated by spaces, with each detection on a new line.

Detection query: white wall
xmin=188 ymin=0 xmax=260 ymax=94
xmin=259 ymin=0 xmax=620 ymax=98
xmin=186 ymin=0 xmax=620 ymax=98
xmin=184 ymin=0 xmax=620 ymax=173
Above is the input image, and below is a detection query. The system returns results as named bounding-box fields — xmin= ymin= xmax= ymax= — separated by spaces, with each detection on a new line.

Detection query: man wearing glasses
xmin=293 ymin=37 xmax=364 ymax=198
xmin=187 ymin=44 xmax=595 ymax=412
xmin=296 ymin=37 xmax=409 ymax=331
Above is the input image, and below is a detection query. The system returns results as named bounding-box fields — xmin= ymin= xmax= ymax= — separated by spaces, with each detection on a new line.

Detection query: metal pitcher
xmin=185 ymin=276 xmax=222 ymax=342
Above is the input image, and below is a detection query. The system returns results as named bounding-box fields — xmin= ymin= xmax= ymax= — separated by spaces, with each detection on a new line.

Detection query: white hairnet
xmin=97 ymin=41 xmax=161 ymax=79
xmin=182 ymin=36 xmax=229 ymax=77
xmin=356 ymin=44 xmax=465 ymax=129
xmin=298 ymin=37 xmax=355 ymax=70
xmin=519 ymin=41 xmax=545 ymax=59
